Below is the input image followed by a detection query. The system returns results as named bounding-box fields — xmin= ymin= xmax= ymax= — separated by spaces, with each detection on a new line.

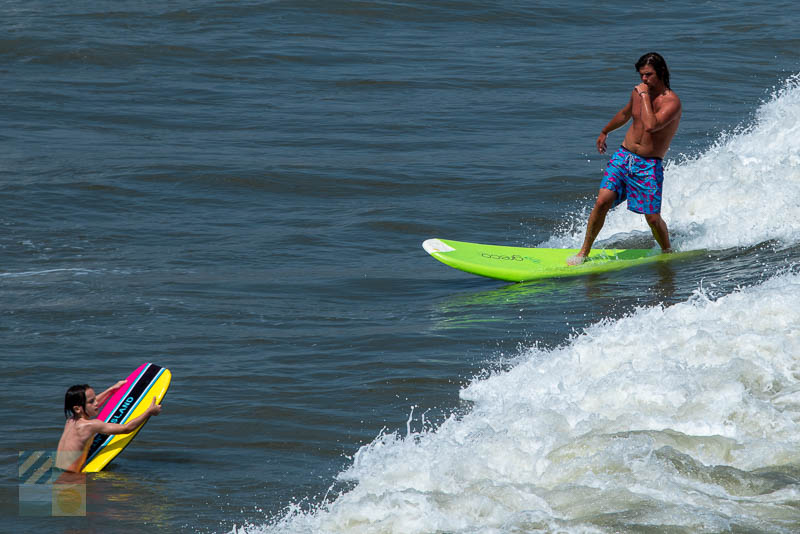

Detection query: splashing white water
xmin=547 ymin=74 xmax=800 ymax=251
xmin=246 ymin=271 xmax=800 ymax=534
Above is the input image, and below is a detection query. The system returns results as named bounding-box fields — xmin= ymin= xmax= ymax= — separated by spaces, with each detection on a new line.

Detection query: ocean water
xmin=2 ymin=2 xmax=799 ymax=533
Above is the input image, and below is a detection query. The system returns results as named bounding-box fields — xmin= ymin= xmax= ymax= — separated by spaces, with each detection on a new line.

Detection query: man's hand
xmin=112 ymin=380 xmax=127 ymax=390
xmin=596 ymin=132 xmax=608 ymax=154
xmin=635 ymin=82 xmax=649 ymax=96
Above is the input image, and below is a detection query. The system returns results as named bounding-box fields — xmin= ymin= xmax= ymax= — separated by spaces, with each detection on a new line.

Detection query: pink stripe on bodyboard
xmin=96 ymin=363 xmax=150 ymax=421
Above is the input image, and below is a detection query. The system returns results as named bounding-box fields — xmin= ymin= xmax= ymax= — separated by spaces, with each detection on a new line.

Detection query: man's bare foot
xmin=566 ymin=254 xmax=587 ymax=266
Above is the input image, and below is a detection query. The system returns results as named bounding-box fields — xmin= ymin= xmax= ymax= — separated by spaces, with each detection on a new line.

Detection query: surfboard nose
xmin=422 ymin=238 xmax=454 ymax=254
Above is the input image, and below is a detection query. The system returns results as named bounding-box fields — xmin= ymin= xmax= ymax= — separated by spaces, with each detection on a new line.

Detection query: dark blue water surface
xmin=3 ymin=2 xmax=799 ymax=532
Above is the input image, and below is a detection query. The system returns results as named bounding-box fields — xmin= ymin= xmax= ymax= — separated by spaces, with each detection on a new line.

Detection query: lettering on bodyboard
xmin=109 ymin=397 xmax=135 ymax=424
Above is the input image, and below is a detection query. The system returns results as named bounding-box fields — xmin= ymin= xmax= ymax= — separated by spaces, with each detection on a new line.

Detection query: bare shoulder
xmin=77 ymin=418 xmax=105 ymax=434
xmin=656 ymin=90 xmax=682 ymax=117
xmin=664 ymin=89 xmax=682 ymax=105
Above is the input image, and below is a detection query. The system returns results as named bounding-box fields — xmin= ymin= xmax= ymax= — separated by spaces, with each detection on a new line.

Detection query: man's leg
xmin=567 ymin=188 xmax=617 ymax=266
xmin=645 ymin=213 xmax=671 ymax=252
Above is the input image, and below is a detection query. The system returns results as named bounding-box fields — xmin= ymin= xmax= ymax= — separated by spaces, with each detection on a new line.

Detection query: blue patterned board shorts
xmin=601 ymin=146 xmax=664 ymax=214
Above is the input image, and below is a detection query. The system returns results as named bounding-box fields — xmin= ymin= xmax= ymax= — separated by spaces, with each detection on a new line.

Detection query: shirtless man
xmin=568 ymin=52 xmax=682 ymax=265
xmin=56 ymin=382 xmax=162 ymax=472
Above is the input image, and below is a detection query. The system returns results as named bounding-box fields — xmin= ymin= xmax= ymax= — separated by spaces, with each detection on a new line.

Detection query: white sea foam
xmin=247 ymin=271 xmax=800 ymax=534
xmin=546 ymin=74 xmax=800 ymax=251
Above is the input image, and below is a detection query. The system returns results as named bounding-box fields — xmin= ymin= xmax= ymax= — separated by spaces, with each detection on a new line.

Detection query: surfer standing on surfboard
xmin=56 ymin=382 xmax=162 ymax=472
xmin=567 ymin=52 xmax=682 ymax=266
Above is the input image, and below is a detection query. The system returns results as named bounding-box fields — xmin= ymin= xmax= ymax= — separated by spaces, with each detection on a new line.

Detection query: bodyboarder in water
xmin=56 ymin=381 xmax=161 ymax=472
xmin=567 ymin=52 xmax=682 ymax=266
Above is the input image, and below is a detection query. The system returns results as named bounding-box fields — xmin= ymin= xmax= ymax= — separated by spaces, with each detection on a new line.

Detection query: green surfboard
xmin=423 ymin=238 xmax=691 ymax=282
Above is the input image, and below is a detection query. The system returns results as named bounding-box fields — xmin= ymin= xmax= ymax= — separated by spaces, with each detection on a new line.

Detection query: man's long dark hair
xmin=636 ymin=52 xmax=671 ymax=89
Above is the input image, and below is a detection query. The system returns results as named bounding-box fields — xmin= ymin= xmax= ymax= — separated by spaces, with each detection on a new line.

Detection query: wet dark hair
xmin=64 ymin=384 xmax=90 ymax=419
xmin=636 ymin=52 xmax=670 ymax=89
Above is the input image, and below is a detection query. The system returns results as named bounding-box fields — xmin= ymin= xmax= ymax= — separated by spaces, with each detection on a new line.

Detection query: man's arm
xmin=86 ymin=397 xmax=162 ymax=435
xmin=636 ymin=83 xmax=681 ymax=133
xmin=597 ymin=95 xmax=634 ymax=153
